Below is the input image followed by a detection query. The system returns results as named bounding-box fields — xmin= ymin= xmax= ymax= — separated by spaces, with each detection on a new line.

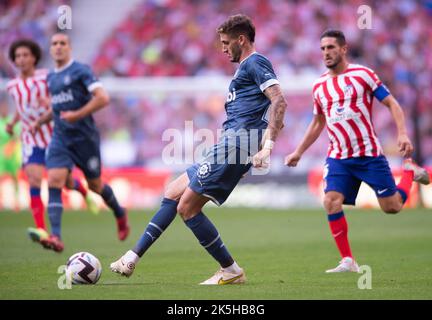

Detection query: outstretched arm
xmin=380 ymin=94 xmax=413 ymax=158
xmin=60 ymin=87 xmax=110 ymax=123
xmin=252 ymin=84 xmax=287 ymax=168
xmin=285 ymin=114 xmax=326 ymax=167
xmin=5 ymin=110 xmax=20 ymax=136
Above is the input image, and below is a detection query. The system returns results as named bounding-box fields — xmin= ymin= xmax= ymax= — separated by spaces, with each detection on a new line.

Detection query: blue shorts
xmin=324 ymin=156 xmax=397 ymax=205
xmin=23 ymin=146 xmax=46 ymax=166
xmin=46 ymin=137 xmax=101 ymax=179
xmin=186 ymin=142 xmax=251 ymax=206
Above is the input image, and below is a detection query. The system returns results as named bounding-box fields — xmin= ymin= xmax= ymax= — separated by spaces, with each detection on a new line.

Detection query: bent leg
xmin=179 ymin=188 xmax=236 ymax=269
xmin=133 ymin=173 xmax=190 ymax=257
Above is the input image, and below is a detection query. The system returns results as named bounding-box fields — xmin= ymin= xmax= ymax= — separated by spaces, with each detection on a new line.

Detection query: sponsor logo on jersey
xmin=226 ymin=88 xmax=236 ymax=103
xmin=51 ymin=89 xmax=74 ymax=105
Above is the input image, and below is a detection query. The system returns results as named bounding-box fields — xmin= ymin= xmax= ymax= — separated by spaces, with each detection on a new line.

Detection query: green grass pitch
xmin=1 ymin=207 xmax=431 ymax=299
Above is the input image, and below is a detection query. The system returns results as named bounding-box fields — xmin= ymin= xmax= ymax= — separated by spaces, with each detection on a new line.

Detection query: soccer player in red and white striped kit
xmin=285 ymin=30 xmax=430 ymax=273
xmin=5 ymin=39 xmax=98 ymax=245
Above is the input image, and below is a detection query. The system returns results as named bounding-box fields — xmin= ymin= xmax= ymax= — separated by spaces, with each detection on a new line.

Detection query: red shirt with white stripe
xmin=312 ymin=63 xmax=386 ymax=159
xmin=6 ymin=69 xmax=53 ymax=149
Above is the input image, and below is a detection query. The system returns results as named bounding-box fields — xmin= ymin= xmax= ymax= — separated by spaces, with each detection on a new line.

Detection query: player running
xmin=34 ymin=32 xmax=129 ymax=252
xmin=285 ymin=30 xmax=430 ymax=273
xmin=110 ymin=14 xmax=287 ymax=285
xmin=5 ymin=39 xmax=98 ymax=244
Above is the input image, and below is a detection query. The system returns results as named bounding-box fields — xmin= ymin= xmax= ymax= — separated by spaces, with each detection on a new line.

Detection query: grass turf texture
xmin=0 ymin=208 xmax=431 ymax=299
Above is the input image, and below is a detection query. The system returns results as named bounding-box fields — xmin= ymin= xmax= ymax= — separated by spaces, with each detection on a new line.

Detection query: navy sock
xmin=133 ymin=198 xmax=178 ymax=257
xmin=48 ymin=188 xmax=63 ymax=238
xmin=184 ymin=212 xmax=234 ymax=268
xmin=30 ymin=187 xmax=41 ymax=197
xmin=101 ymin=184 xmax=124 ymax=218
xmin=396 ymin=187 xmax=408 ymax=204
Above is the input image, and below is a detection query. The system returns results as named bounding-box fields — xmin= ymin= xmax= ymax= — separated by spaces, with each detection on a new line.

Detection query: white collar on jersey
xmin=54 ymin=59 xmax=74 ymax=73
xmin=239 ymin=51 xmax=257 ymax=65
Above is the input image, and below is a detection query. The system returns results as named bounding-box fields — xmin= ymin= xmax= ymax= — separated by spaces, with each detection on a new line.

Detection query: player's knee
xmin=27 ymin=174 xmax=42 ymax=187
xmin=88 ymin=181 xmax=102 ymax=194
xmin=382 ymin=203 xmax=402 ymax=214
xmin=164 ymin=180 xmax=184 ymax=201
xmin=48 ymin=175 xmax=65 ymax=188
xmin=177 ymin=201 xmax=196 ymax=220
xmin=323 ymin=195 xmax=343 ymax=213
xmin=164 ymin=184 xmax=179 ymax=201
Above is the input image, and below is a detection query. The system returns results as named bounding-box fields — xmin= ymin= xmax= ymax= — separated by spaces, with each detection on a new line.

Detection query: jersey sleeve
xmin=362 ymin=67 xmax=391 ymax=101
xmin=79 ymin=64 xmax=103 ymax=93
xmin=313 ymin=97 xmax=324 ymax=115
xmin=248 ymin=55 xmax=280 ymax=92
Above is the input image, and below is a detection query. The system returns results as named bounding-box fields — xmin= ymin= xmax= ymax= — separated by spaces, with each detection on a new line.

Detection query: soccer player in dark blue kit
xmin=35 ymin=32 xmax=129 ymax=252
xmin=111 ymin=15 xmax=287 ymax=285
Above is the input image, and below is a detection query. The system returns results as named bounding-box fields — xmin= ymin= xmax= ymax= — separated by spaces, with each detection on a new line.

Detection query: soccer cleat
xmin=403 ymin=158 xmax=430 ymax=185
xmin=40 ymin=235 xmax=64 ymax=253
xmin=27 ymin=227 xmax=49 ymax=243
xmin=116 ymin=210 xmax=130 ymax=241
xmin=110 ymin=250 xmax=138 ymax=278
xmin=199 ymin=268 xmax=246 ymax=285
xmin=325 ymin=257 xmax=360 ymax=273
xmin=85 ymin=193 xmax=100 ymax=215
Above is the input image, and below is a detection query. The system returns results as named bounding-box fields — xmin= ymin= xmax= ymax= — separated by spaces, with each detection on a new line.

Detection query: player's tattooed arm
xmin=263 ymin=84 xmax=287 ymax=143
xmin=251 ymin=84 xmax=287 ymax=168
xmin=60 ymin=87 xmax=110 ymax=123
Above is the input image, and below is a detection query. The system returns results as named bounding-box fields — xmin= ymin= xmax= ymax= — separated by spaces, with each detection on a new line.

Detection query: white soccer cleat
xmin=199 ymin=268 xmax=246 ymax=285
xmin=110 ymin=250 xmax=139 ymax=278
xmin=403 ymin=158 xmax=430 ymax=185
xmin=325 ymin=257 xmax=360 ymax=273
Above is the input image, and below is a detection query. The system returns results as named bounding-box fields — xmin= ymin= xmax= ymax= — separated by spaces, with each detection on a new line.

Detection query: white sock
xmin=124 ymin=250 xmax=140 ymax=264
xmin=224 ymin=261 xmax=242 ymax=274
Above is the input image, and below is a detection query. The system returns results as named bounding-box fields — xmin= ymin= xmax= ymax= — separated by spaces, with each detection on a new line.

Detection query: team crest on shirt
xmin=63 ymin=75 xmax=71 ymax=85
xmin=197 ymin=161 xmax=211 ymax=179
xmin=343 ymin=84 xmax=353 ymax=97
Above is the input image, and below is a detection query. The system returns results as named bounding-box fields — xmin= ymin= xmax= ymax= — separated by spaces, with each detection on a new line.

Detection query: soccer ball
xmin=65 ymin=252 xmax=102 ymax=285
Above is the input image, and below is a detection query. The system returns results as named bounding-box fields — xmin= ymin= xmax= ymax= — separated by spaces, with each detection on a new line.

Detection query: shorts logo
xmin=87 ymin=157 xmax=99 ymax=172
xmin=197 ymin=162 xmax=211 ymax=179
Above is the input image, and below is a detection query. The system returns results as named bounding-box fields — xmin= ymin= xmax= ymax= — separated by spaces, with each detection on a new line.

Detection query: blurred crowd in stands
xmin=1 ymin=0 xmax=432 ymax=167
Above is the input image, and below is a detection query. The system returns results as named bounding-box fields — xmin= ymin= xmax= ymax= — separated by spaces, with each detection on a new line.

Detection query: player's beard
xmin=230 ymin=43 xmax=242 ymax=63
xmin=326 ymin=54 xmax=342 ymax=69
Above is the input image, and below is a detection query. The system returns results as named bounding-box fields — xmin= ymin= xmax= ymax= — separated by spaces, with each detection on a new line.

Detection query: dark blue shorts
xmin=23 ymin=146 xmax=46 ymax=166
xmin=46 ymin=137 xmax=101 ymax=179
xmin=324 ymin=155 xmax=397 ymax=205
xmin=186 ymin=142 xmax=251 ymax=206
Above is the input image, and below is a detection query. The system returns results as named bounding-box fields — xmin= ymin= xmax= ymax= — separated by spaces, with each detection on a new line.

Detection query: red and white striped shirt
xmin=313 ymin=63 xmax=386 ymax=159
xmin=6 ymin=69 xmax=53 ymax=149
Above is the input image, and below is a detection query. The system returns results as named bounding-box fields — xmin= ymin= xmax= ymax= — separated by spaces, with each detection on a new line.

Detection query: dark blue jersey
xmin=223 ymin=52 xmax=279 ymax=132
xmin=47 ymin=60 xmax=102 ymax=143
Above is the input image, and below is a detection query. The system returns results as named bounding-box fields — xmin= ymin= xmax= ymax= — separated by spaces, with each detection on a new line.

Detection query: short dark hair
xmin=320 ymin=29 xmax=346 ymax=46
xmin=217 ymin=14 xmax=255 ymax=43
xmin=8 ymin=39 xmax=42 ymax=65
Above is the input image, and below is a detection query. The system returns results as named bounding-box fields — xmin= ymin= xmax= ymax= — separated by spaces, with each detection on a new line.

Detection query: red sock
xmin=328 ymin=211 xmax=352 ymax=258
xmin=396 ymin=170 xmax=414 ymax=203
xmin=74 ymin=179 xmax=88 ymax=197
xmin=30 ymin=195 xmax=46 ymax=230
